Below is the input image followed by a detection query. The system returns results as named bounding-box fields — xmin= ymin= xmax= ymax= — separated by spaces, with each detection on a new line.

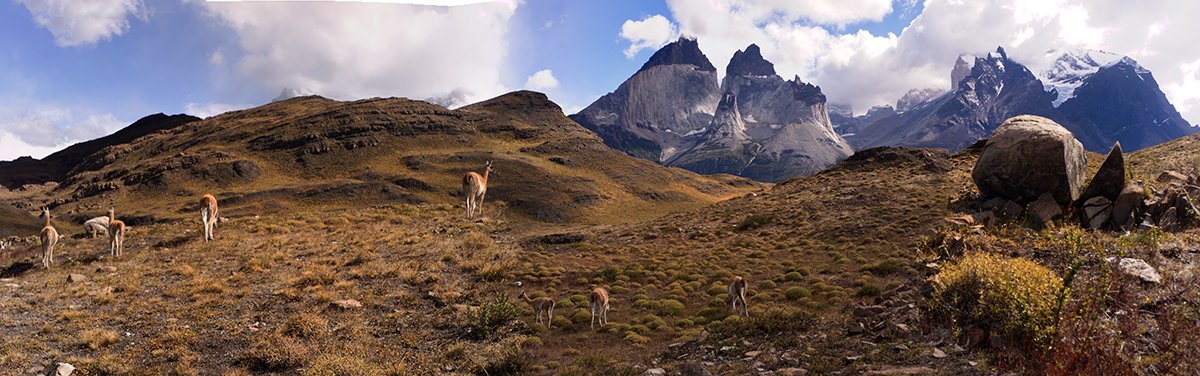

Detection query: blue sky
xmin=3 ymin=0 xmax=1198 ymax=160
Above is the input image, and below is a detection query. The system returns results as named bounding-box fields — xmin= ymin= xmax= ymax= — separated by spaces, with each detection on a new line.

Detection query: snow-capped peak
xmin=1031 ymin=49 xmax=1127 ymax=107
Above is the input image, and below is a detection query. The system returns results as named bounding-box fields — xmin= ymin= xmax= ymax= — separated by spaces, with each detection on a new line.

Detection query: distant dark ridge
xmin=637 ymin=36 xmax=717 ymax=74
xmin=0 ymin=113 xmax=200 ymax=189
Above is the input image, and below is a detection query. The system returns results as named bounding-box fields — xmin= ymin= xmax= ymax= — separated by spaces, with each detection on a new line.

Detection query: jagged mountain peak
xmin=727 ymin=44 xmax=775 ymax=77
xmin=637 ymin=35 xmax=717 ymax=74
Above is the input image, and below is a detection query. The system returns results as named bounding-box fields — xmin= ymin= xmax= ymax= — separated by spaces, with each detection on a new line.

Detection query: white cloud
xmin=185 ymin=102 xmax=252 ymax=119
xmin=1163 ymin=58 xmax=1200 ymax=114
xmin=18 ymin=0 xmax=147 ymax=47
xmin=620 ymin=15 xmax=678 ymax=58
xmin=659 ymin=0 xmax=1200 ymax=125
xmin=523 ymin=69 xmax=559 ymax=91
xmin=198 ymin=1 xmax=517 ymax=105
xmin=0 ymin=106 xmax=125 ymax=160
xmin=210 ymin=48 xmax=226 ymax=66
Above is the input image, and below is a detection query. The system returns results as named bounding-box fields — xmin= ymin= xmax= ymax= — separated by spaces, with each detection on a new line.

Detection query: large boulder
xmin=972 ymin=115 xmax=1087 ymax=204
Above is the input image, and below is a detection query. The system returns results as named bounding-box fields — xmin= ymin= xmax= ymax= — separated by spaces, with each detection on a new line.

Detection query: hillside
xmin=0 ymin=91 xmax=763 ymax=234
xmin=0 ymin=113 xmax=201 ymax=190
xmin=0 ymin=100 xmax=1197 ymax=375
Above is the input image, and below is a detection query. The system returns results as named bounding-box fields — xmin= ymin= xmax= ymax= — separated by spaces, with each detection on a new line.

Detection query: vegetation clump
xmin=928 ymin=252 xmax=1060 ymax=345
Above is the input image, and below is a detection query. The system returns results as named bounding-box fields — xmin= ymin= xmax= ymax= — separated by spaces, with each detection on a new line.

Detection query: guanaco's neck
xmin=43 ymin=210 xmax=51 ymax=227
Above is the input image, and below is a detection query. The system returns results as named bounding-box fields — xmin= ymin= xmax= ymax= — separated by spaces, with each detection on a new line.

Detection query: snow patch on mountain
xmin=1031 ymin=49 xmax=1124 ymax=107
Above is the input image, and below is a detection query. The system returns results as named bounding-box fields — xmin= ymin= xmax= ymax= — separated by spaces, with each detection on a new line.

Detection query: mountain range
xmin=843 ymin=47 xmax=1196 ymax=153
xmin=577 ymin=40 xmax=1195 ymax=183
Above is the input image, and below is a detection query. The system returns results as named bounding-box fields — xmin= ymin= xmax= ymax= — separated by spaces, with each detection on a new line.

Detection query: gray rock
xmin=973 ymin=115 xmax=1087 ymax=205
xmin=676 ymin=362 xmax=715 ymax=376
xmin=1160 ymin=207 xmax=1179 ymax=231
xmin=848 ymin=322 xmax=865 ymax=335
xmin=66 ymin=274 xmax=87 ymax=283
xmin=1115 ymin=258 xmax=1162 ymax=284
xmin=1157 ymin=171 xmax=1189 ymax=184
xmin=1000 ymin=200 xmax=1024 ymax=219
xmin=775 ymin=368 xmax=808 ymax=376
xmin=1082 ymin=196 xmax=1113 ymax=229
xmin=330 ymin=299 xmax=363 ymax=310
xmin=56 ymin=363 xmax=75 ymax=376
xmin=1078 ymin=142 xmax=1125 ymax=202
xmin=1027 ymin=192 xmax=1063 ymax=224
xmin=643 ymin=368 xmax=666 ymax=376
xmin=1112 ymin=182 xmax=1146 ymax=230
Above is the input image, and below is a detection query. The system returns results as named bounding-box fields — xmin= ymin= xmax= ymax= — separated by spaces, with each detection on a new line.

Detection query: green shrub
xmin=736 ymin=214 xmax=775 ymax=231
xmin=862 ymin=258 xmax=905 ymax=275
xmin=758 ymin=280 xmax=777 ymax=289
xmin=468 ymin=296 xmax=518 ymax=339
xmin=784 ymin=271 xmax=804 ymax=281
xmin=856 ymin=285 xmax=883 ymax=297
xmin=660 ymin=299 xmax=686 ymax=316
xmin=930 ymin=253 xmax=1060 ymax=345
xmin=784 ymin=287 xmax=811 ymax=300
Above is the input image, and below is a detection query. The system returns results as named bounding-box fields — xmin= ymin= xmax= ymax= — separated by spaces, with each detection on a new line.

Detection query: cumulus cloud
xmin=620 ymin=15 xmax=678 ymax=58
xmin=523 ymin=69 xmax=559 ymax=91
xmin=659 ymin=0 xmax=1200 ymax=124
xmin=0 ymin=106 xmax=125 ymax=160
xmin=199 ymin=1 xmax=516 ymax=105
xmin=18 ymin=0 xmax=147 ymax=47
xmin=185 ymin=102 xmax=252 ymax=119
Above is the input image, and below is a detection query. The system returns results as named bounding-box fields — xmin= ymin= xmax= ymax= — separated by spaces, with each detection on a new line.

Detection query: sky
xmin=2 ymin=0 xmax=1199 ymax=161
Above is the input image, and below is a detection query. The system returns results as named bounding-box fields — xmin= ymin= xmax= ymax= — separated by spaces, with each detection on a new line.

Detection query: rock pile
xmin=970 ymin=116 xmax=1198 ymax=232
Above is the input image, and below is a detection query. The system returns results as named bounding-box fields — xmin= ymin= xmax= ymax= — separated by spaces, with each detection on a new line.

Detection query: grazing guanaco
xmin=39 ymin=208 xmax=58 ymax=268
xmin=462 ymin=161 xmax=492 ymax=219
xmin=589 ymin=287 xmax=610 ymax=330
xmin=107 ymin=208 xmax=126 ymax=257
xmin=728 ymin=275 xmax=748 ymax=317
xmin=519 ymin=290 xmax=555 ymax=325
xmin=201 ymin=194 xmax=218 ymax=241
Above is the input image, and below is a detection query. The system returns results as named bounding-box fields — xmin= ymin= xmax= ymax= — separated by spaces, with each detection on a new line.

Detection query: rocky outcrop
xmin=1078 ymin=142 xmax=1126 ymax=203
xmin=726 ymin=44 xmax=775 ymax=77
xmin=972 ymin=115 xmax=1087 ymax=205
xmin=896 ymin=88 xmax=946 ymax=113
xmin=636 ymin=36 xmax=717 ymax=74
xmin=951 ymin=55 xmax=972 ymax=89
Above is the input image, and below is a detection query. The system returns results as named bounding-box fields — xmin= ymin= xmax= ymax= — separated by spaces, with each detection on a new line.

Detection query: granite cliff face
xmin=573 ymin=40 xmax=852 ymax=182
xmin=847 ymin=47 xmax=1196 ymax=154
xmin=569 ymin=37 xmax=721 ymax=164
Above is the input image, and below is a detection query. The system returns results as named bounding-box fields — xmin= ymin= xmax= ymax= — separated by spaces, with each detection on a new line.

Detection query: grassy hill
xmin=0 ymin=97 xmax=1197 ymax=375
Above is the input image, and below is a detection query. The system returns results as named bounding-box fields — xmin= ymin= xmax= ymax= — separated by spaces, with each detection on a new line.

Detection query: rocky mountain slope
xmin=0 ymin=113 xmax=200 ymax=189
xmin=571 ymin=38 xmax=852 ymax=183
xmin=0 ymin=91 xmax=764 ymax=231
xmin=845 ymin=47 xmax=1195 ymax=153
